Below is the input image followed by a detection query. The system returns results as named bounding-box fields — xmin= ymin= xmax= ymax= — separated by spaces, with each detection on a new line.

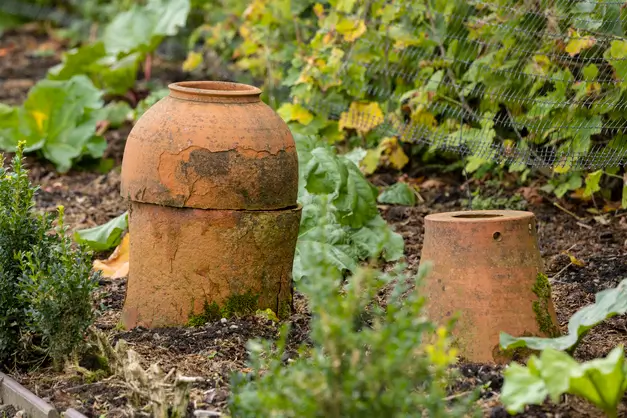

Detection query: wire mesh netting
xmin=4 ymin=0 xmax=627 ymax=170
xmin=292 ymin=0 xmax=627 ymax=170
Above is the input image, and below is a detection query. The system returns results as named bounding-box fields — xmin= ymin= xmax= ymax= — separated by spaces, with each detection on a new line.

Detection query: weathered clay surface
xmin=120 ymin=81 xmax=299 ymax=210
xmin=418 ymin=210 xmax=559 ymax=364
xmin=122 ymin=202 xmax=302 ymax=329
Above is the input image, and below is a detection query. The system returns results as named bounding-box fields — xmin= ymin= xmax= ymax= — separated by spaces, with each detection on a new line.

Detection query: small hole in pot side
xmin=493 ymin=231 xmax=502 ymax=241
xmin=452 ymin=214 xmax=504 ymax=219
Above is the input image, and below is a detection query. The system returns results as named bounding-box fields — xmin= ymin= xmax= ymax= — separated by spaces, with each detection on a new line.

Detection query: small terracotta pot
xmin=418 ymin=210 xmax=559 ymax=364
xmin=120 ymin=81 xmax=301 ymax=329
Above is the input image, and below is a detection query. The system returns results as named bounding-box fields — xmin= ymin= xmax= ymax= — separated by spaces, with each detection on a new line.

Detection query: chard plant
xmin=502 ymin=346 xmax=627 ymax=418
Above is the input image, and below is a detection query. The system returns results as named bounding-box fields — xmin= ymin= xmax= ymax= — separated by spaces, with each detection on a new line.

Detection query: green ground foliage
xmin=229 ymin=255 xmax=479 ymax=417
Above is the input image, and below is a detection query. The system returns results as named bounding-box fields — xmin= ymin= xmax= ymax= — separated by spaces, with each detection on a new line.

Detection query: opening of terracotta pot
xmin=452 ymin=213 xmax=504 ymax=219
xmin=169 ymin=81 xmax=262 ymax=97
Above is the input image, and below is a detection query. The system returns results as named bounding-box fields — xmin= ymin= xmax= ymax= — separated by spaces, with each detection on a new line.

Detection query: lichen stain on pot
xmin=154 ymin=145 xmax=298 ymax=209
xmin=120 ymin=81 xmax=302 ymax=328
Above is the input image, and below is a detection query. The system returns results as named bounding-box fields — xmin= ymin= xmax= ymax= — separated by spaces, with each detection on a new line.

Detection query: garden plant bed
xmin=3 ymin=24 xmax=627 ymax=418
xmin=10 ymin=172 xmax=627 ymax=418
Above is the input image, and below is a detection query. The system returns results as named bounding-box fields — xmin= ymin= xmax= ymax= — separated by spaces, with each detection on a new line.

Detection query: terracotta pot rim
xmin=169 ymin=80 xmax=262 ymax=96
xmin=150 ymin=203 xmax=304 ymax=213
xmin=425 ymin=210 xmax=534 ymax=222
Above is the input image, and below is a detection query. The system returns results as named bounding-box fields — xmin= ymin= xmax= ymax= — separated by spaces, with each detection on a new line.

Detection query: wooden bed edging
xmin=0 ymin=372 xmax=88 ymax=418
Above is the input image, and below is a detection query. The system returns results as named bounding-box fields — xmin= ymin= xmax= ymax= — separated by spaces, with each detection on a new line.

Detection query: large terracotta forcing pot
xmin=120 ymin=81 xmax=301 ymax=329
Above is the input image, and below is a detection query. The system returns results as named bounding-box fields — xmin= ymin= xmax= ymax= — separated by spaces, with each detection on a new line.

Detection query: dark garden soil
xmin=3 ymin=26 xmax=627 ymax=418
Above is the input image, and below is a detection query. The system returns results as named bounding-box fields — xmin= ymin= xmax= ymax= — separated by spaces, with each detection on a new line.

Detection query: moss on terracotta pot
xmin=532 ymin=272 xmax=560 ymax=338
xmin=186 ymin=291 xmax=263 ymax=326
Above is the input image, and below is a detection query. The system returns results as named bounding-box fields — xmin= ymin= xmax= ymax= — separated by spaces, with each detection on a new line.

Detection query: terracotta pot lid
xmin=120 ymin=80 xmax=299 ymax=210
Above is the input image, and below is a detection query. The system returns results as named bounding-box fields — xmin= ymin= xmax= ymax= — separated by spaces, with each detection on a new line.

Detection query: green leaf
xmin=622 ymin=183 xmax=627 ymax=209
xmin=334 ymin=161 xmax=379 ymax=228
xmin=97 ymin=53 xmax=141 ymax=95
xmin=500 ymin=278 xmax=627 ymax=352
xmin=342 ymin=147 xmax=367 ymax=167
xmin=85 ymin=135 xmax=108 ymax=159
xmin=103 ymin=0 xmax=190 ymax=55
xmin=47 ymin=42 xmax=108 ymax=81
xmin=0 ymin=104 xmax=19 ymax=150
xmin=582 ymin=64 xmax=599 ymax=80
xmin=349 ymin=215 xmax=404 ymax=261
xmin=605 ymin=41 xmax=627 ymax=87
xmin=378 ymin=182 xmax=416 ymax=206
xmin=47 ymin=42 xmax=140 ymax=95
xmin=502 ymin=347 xmax=627 ymax=417
xmin=74 ymin=212 xmax=129 ymax=251
xmin=583 ymin=170 xmax=603 ymax=197
xmin=304 ymin=147 xmax=348 ymax=195
xmin=101 ymin=101 xmax=132 ymax=128
xmin=293 ymin=240 xmax=357 ymax=282
xmin=570 ymin=347 xmax=627 ymax=415
xmin=554 ymin=174 xmax=582 ymax=198
xmin=12 ymin=75 xmax=104 ymax=172
xmin=501 ymin=360 xmax=549 ymax=414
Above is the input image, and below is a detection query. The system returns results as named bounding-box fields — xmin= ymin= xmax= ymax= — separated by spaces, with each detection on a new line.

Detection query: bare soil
xmin=2 ymin=26 xmax=627 ymax=418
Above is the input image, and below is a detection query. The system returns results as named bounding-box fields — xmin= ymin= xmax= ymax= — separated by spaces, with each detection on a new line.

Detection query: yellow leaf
xmin=93 ymin=234 xmax=130 ymax=279
xmin=562 ymin=251 xmax=586 ymax=267
xmin=313 ymin=3 xmax=324 ymax=18
xmin=31 ymin=110 xmax=47 ymax=133
xmin=182 ymin=51 xmax=203 ymax=72
xmin=295 ymin=71 xmax=312 ymax=85
xmin=338 ymin=102 xmax=384 ymax=133
xmin=388 ymin=146 xmax=409 ymax=170
xmin=292 ymin=104 xmax=313 ymax=125
xmin=411 ymin=109 xmax=437 ymax=130
xmin=336 ymin=18 xmax=366 ymax=42
xmin=380 ymin=137 xmax=409 ymax=170
xmin=362 ymin=148 xmax=382 ymax=175
xmin=586 ymin=82 xmax=601 ymax=95
xmin=239 ymin=24 xmax=251 ymax=39
xmin=533 ymin=54 xmax=551 ymax=67
xmin=255 ymin=308 xmax=279 ymax=322
xmin=277 ymin=103 xmax=313 ymax=125
xmin=553 ymin=157 xmax=571 ymax=174
xmin=570 ymin=188 xmax=592 ymax=201
xmin=323 ymin=32 xmax=333 ymax=45
xmin=565 ymin=29 xmax=596 ymax=56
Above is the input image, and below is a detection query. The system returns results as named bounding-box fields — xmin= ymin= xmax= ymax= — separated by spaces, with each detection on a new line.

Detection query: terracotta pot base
xmin=418 ymin=210 xmax=559 ymax=364
xmin=121 ymin=202 xmax=301 ymax=329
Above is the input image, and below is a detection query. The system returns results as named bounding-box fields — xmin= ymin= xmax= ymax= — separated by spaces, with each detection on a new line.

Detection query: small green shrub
xmin=229 ymin=237 xmax=478 ymax=417
xmin=0 ymin=142 xmax=99 ymax=369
